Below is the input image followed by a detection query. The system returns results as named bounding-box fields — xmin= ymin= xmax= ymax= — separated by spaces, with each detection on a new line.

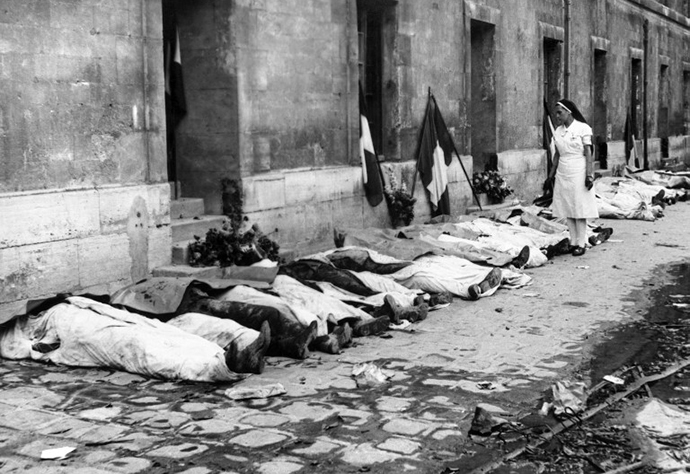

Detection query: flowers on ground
xmin=384 ymin=169 xmax=416 ymax=227
xmin=472 ymin=170 xmax=513 ymax=202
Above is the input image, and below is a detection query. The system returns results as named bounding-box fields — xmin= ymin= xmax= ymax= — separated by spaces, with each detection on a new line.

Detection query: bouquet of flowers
xmin=384 ymin=169 xmax=416 ymax=227
xmin=472 ymin=170 xmax=513 ymax=202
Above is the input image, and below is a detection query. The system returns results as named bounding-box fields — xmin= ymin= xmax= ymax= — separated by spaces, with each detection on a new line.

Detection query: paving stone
xmin=256 ymin=460 xmax=303 ymax=474
xmin=240 ymin=413 xmax=290 ymax=427
xmin=178 ymin=419 xmax=241 ymax=435
xmin=214 ymin=407 xmax=259 ymax=423
xmin=229 ymin=430 xmax=288 ymax=448
xmin=376 ymin=396 xmax=413 ymax=412
xmin=278 ymin=401 xmax=338 ymax=421
xmin=332 ymin=407 xmax=371 ymax=426
xmin=327 ymin=378 xmax=358 ymax=390
xmin=78 ymin=406 xmax=123 ymax=421
xmin=119 ymin=409 xmax=189 ymax=429
xmin=129 ymin=397 xmax=161 ymax=405
xmin=426 ymin=396 xmax=454 ymax=406
xmin=0 ymin=408 xmax=66 ymax=431
xmin=179 ymin=402 xmax=212 ymax=413
xmin=82 ymin=450 xmax=117 ymax=463
xmin=39 ymin=373 xmax=83 ymax=384
xmin=149 ymin=382 xmax=180 ymax=392
xmin=421 ymin=379 xmax=457 ymax=387
xmin=143 ymin=411 xmax=191 ymax=429
xmin=291 ymin=437 xmax=343 ymax=456
xmin=105 ymin=432 xmax=158 ymax=452
xmin=174 ymin=467 xmax=212 ymax=474
xmin=146 ymin=443 xmax=208 ymax=459
xmin=224 ymin=454 xmax=249 ymax=463
xmin=340 ymin=442 xmax=401 ymax=465
xmin=76 ymin=423 xmax=130 ymax=444
xmin=335 ymin=392 xmax=361 ymax=399
xmin=17 ymin=439 xmax=77 ymax=459
xmin=0 ymin=456 xmax=27 ymax=472
xmin=0 ymin=386 xmax=63 ymax=408
xmin=0 ymin=402 xmax=15 ymax=416
xmin=381 ymin=418 xmax=429 ymax=436
xmin=37 ymin=416 xmax=99 ymax=439
xmin=431 ymin=429 xmax=465 ymax=440
xmin=377 ymin=437 xmax=420 ymax=454
xmin=102 ymin=373 xmax=146 ymax=386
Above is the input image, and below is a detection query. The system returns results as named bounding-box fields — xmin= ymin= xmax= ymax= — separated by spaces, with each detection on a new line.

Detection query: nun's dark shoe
xmin=572 ymin=246 xmax=586 ymax=256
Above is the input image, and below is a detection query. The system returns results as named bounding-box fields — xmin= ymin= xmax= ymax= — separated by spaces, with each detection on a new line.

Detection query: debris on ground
xmin=351 ymin=362 xmax=393 ymax=388
xmin=225 ymin=382 xmax=286 ymax=400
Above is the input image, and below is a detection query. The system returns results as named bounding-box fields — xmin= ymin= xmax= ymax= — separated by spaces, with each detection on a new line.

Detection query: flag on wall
xmin=543 ymin=100 xmax=556 ymax=175
xmin=417 ymin=95 xmax=453 ymax=216
xmin=359 ymin=83 xmax=384 ymax=207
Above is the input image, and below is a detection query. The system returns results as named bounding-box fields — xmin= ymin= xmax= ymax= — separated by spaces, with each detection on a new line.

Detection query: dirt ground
xmin=0 ymin=200 xmax=688 ymax=474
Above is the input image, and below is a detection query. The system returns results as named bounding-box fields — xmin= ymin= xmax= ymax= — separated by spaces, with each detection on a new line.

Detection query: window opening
xmin=470 ymin=19 xmax=497 ymax=172
xmin=593 ymin=49 xmax=608 ymax=168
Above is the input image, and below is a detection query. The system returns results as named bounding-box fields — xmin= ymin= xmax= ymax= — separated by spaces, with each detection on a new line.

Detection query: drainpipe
xmin=141 ymin=0 xmax=150 ymax=183
xmin=563 ymin=0 xmax=571 ymax=97
xmin=345 ymin=0 xmax=352 ymax=164
xmin=643 ymin=19 xmax=649 ymax=169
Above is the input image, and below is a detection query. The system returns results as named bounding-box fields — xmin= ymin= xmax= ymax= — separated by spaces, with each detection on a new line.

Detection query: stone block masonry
xmin=0 ymin=183 xmax=172 ymax=324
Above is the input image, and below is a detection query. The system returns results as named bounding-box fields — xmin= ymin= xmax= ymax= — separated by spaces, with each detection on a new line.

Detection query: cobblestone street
xmin=1 ymin=202 xmax=689 ymax=474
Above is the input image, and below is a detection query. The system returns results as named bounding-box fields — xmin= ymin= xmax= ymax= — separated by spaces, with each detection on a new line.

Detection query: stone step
xmin=153 ymin=264 xmax=224 ymax=279
xmin=466 ymin=197 xmax=520 ymax=214
xmin=171 ymin=215 xmax=228 ymax=243
xmin=170 ymin=198 xmax=206 ymax=220
xmin=172 ymin=239 xmax=195 ymax=266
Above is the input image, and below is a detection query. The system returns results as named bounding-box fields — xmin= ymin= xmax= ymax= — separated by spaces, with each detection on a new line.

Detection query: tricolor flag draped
xmin=359 ymin=83 xmax=384 ymax=207
xmin=416 ymin=95 xmax=454 ymax=216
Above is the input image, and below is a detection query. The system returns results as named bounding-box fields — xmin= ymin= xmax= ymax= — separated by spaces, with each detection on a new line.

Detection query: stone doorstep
xmin=172 ymin=239 xmax=195 ymax=266
xmin=466 ymin=198 xmax=520 ymax=215
xmin=170 ymin=198 xmax=205 ymax=220
xmin=171 ymin=215 xmax=228 ymax=243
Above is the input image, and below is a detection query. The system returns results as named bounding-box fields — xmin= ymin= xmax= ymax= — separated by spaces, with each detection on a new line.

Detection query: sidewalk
xmin=1 ymin=202 xmax=688 ymax=474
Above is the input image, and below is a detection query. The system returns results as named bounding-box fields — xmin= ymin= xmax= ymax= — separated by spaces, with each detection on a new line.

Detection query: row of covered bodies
xmin=4 ymin=168 xmax=686 ymax=383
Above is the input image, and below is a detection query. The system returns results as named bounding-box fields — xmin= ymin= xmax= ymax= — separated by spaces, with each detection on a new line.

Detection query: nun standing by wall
xmin=547 ymin=99 xmax=599 ymax=256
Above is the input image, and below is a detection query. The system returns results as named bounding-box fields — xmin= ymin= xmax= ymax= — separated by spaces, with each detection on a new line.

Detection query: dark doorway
xmin=543 ymin=38 xmax=562 ymax=111
xmin=631 ymin=58 xmax=642 ymax=140
xmin=658 ymin=64 xmax=669 ymax=152
xmin=162 ymin=2 xmax=187 ymax=192
xmin=592 ymin=49 xmax=608 ymax=168
xmin=683 ymin=71 xmax=690 ymax=135
xmin=470 ymin=19 xmax=497 ymax=172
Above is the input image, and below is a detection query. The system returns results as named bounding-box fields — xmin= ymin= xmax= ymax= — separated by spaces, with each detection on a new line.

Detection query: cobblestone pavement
xmin=1 ymin=202 xmax=689 ymax=474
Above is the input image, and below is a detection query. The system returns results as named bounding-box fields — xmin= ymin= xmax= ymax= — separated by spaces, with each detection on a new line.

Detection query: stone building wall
xmin=0 ymin=0 xmax=170 ymax=322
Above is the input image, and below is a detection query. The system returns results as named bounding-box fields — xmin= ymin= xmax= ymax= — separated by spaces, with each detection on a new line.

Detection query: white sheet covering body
xmin=390 ymin=255 xmax=531 ymax=299
xmin=0 ymin=297 xmax=243 ymax=383
xmin=271 ymin=275 xmax=374 ymax=325
xmin=217 ymin=285 xmax=328 ymax=337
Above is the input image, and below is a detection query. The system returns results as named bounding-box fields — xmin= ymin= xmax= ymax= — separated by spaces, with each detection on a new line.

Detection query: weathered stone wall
xmin=231 ymin=0 xmax=690 ymax=247
xmin=0 ymin=0 xmax=170 ymax=321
